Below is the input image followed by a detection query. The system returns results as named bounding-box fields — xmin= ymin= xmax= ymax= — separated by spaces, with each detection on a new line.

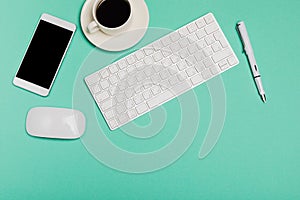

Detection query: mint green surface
xmin=1 ymin=0 xmax=300 ymax=199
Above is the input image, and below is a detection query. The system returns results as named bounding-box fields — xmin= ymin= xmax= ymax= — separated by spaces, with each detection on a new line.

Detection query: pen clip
xmin=236 ymin=22 xmax=246 ymax=53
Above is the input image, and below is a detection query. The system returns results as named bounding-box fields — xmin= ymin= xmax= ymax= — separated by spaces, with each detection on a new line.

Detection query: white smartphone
xmin=13 ymin=13 xmax=76 ymax=96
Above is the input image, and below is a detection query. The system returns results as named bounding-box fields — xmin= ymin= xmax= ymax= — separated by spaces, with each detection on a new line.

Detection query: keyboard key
xmin=160 ymin=80 xmax=171 ymax=90
xmin=126 ymin=99 xmax=135 ymax=109
xmin=151 ymin=74 xmax=161 ymax=83
xmin=127 ymin=76 xmax=137 ymax=86
xmin=210 ymin=65 xmax=220 ymax=75
xmin=118 ymin=113 xmax=129 ymax=124
xmin=202 ymin=69 xmax=212 ymax=80
xmin=190 ymin=74 xmax=204 ymax=85
xmin=203 ymin=46 xmax=213 ymax=57
xmin=96 ymin=91 xmax=110 ymax=102
xmin=161 ymin=58 xmax=172 ymax=67
xmin=105 ymin=110 xmax=114 ymax=119
xmin=116 ymin=93 xmax=126 ymax=103
xmin=100 ymin=69 xmax=110 ymax=79
xmin=144 ymin=48 xmax=154 ymax=56
xmin=177 ymin=71 xmax=187 ymax=81
xmin=143 ymin=80 xmax=152 ymax=89
xmin=212 ymin=48 xmax=232 ymax=63
xmin=101 ymin=99 xmax=115 ymax=111
xmin=179 ymin=38 xmax=190 ymax=48
xmin=205 ymin=35 xmax=215 ymax=45
xmin=134 ymin=85 xmax=142 ymax=94
xmin=185 ymin=37 xmax=197 ymax=46
xmin=178 ymin=27 xmax=189 ymax=36
xmin=127 ymin=109 xmax=137 ymax=119
xmin=126 ymin=55 xmax=136 ymax=65
xmin=211 ymin=42 xmax=222 ymax=52
xmin=118 ymin=70 xmax=127 ymax=80
xmin=143 ymin=90 xmax=152 ymax=99
xmin=196 ymin=40 xmax=207 ymax=49
xmin=144 ymin=56 xmax=154 ymax=65
xmin=136 ymin=72 xmax=146 ymax=82
xmin=160 ymin=70 xmax=170 ymax=80
xmin=169 ymin=42 xmax=181 ymax=53
xmin=118 ymin=81 xmax=128 ymax=91
xmin=186 ymin=67 xmax=197 ymax=77
xmin=161 ymin=36 xmax=172 ymax=46
xmin=196 ymin=29 xmax=206 ymax=39
xmin=100 ymin=80 xmax=109 ymax=89
xmin=151 ymin=85 xmax=161 ymax=95
xmin=177 ymin=61 xmax=188 ymax=71
xmin=179 ymin=49 xmax=189 ymax=58
xmin=186 ymin=56 xmax=197 ymax=66
xmin=170 ymin=81 xmax=191 ymax=94
xmin=218 ymin=60 xmax=227 ymax=67
xmin=187 ymin=23 xmax=197 ymax=33
xmin=205 ymin=22 xmax=219 ymax=34
xmin=170 ymin=32 xmax=181 ymax=42
xmin=153 ymin=65 xmax=163 ymax=73
xmin=169 ymin=76 xmax=179 ymax=86
xmin=204 ymin=14 xmax=214 ymax=24
xmin=136 ymin=61 xmax=145 ymax=70
xmin=153 ymin=52 xmax=163 ymax=62
xmin=161 ymin=47 xmax=172 ymax=57
xmin=127 ymin=65 xmax=136 ymax=74
xmin=227 ymin=56 xmax=238 ymax=66
xmin=136 ymin=103 xmax=149 ymax=114
xmin=203 ymin=57 xmax=214 ymax=67
xmin=170 ymin=54 xmax=181 ymax=63
xmin=195 ymin=18 xmax=206 ymax=28
xmin=108 ymin=119 xmax=118 ymax=129
xmin=187 ymin=43 xmax=198 ymax=54
xmin=117 ymin=60 xmax=127 ymax=69
xmin=168 ymin=65 xmax=179 ymax=75
xmin=144 ymin=66 xmax=155 ymax=77
xmin=220 ymin=63 xmax=229 ymax=70
xmin=213 ymin=31 xmax=222 ymax=40
xmin=125 ymin=88 xmax=135 ymax=98
xmin=188 ymin=33 xmax=198 ymax=44
xmin=135 ymin=50 xmax=145 ymax=60
xmin=109 ymin=85 xmax=117 ymax=96
xmin=109 ymin=75 xmax=118 ymax=85
xmin=213 ymin=31 xmax=228 ymax=48
xmin=152 ymin=41 xmax=163 ymax=51
xmin=147 ymin=90 xmax=174 ymax=108
xmin=86 ymin=73 xmax=100 ymax=85
xmin=195 ymin=62 xmax=205 ymax=72
xmin=134 ymin=94 xmax=144 ymax=104
xmin=194 ymin=51 xmax=205 ymax=61
xmin=91 ymin=84 xmax=101 ymax=94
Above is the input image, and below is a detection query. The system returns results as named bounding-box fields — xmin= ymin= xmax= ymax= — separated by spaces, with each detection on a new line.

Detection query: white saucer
xmin=80 ymin=0 xmax=149 ymax=51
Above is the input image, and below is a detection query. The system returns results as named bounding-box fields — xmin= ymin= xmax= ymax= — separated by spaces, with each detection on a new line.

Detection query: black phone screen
xmin=16 ymin=20 xmax=73 ymax=89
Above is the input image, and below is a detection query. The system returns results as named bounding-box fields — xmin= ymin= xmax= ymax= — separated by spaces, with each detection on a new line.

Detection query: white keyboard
xmin=85 ymin=13 xmax=239 ymax=130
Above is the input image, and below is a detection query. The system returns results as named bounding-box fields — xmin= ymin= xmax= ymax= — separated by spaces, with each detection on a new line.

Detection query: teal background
xmin=1 ymin=0 xmax=300 ymax=199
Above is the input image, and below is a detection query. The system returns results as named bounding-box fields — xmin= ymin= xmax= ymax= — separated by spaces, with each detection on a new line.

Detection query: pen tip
xmin=261 ymin=94 xmax=266 ymax=103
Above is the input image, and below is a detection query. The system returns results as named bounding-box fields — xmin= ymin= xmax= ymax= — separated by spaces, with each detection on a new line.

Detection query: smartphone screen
xmin=16 ymin=19 xmax=73 ymax=90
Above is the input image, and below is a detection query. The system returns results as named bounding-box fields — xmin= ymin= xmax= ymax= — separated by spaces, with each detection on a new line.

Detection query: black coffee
xmin=96 ymin=0 xmax=131 ymax=28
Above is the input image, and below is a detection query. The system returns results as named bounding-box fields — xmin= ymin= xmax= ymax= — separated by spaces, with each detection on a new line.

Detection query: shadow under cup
xmin=96 ymin=0 xmax=131 ymax=29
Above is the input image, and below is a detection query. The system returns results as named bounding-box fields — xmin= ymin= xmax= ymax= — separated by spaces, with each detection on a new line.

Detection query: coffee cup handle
xmin=87 ymin=21 xmax=99 ymax=33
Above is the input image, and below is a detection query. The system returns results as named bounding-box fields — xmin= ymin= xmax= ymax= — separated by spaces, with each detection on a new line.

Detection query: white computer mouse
xmin=26 ymin=107 xmax=86 ymax=139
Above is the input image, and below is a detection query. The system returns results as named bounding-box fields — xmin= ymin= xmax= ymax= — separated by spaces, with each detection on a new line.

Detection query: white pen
xmin=237 ymin=21 xmax=266 ymax=103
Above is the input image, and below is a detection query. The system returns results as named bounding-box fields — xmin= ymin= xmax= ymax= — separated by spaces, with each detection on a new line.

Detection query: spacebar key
xmin=147 ymin=90 xmax=174 ymax=108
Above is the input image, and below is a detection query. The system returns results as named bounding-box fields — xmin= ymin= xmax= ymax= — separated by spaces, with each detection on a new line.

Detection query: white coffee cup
xmin=87 ymin=0 xmax=133 ymax=35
